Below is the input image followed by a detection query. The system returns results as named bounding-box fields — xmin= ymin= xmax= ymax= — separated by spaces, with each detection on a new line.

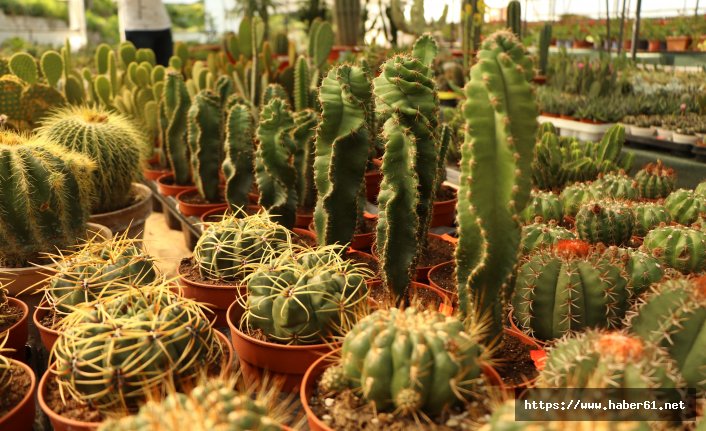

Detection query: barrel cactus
xmin=194 ymin=212 xmax=292 ymax=283
xmin=560 ymin=182 xmax=601 ymax=217
xmin=521 ymin=190 xmax=563 ymax=224
xmin=512 ymin=244 xmax=631 ymax=340
xmin=696 ymin=181 xmax=706 ymax=198
xmin=627 ymin=276 xmax=706 ymax=391
xmin=634 ymin=160 xmax=676 ymax=200
xmin=575 ymin=201 xmax=635 ymax=246
xmin=591 ymin=172 xmax=638 ymax=201
xmin=618 ymin=248 xmax=664 ymax=296
xmin=52 ymin=284 xmax=224 ymax=412
xmin=520 ymin=221 xmax=575 ymax=255
xmin=631 ymin=201 xmax=672 ymax=237
xmin=319 ymin=307 xmax=485 ymax=415
xmin=37 ymin=105 xmax=145 ymax=213
xmin=664 ymin=189 xmax=706 ymax=226
xmin=642 ymin=225 xmax=706 ymax=274
xmin=0 ymin=130 xmax=95 ymax=267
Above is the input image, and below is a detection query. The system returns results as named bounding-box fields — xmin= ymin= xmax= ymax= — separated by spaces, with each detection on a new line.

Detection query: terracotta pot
xmin=0 ymin=359 xmax=36 ymax=431
xmin=364 ymin=158 xmax=383 ymax=203
xmin=371 ymin=233 xmax=456 ymax=283
xmin=559 ymin=114 xmax=573 ymax=120
xmin=142 ymin=165 xmax=170 ymax=181
xmin=541 ymin=112 xmax=559 ymax=118
xmin=33 ymin=302 xmax=59 ymax=352
xmin=296 ymin=210 xmax=314 ymax=229
xmin=177 ymin=261 xmax=244 ymax=327
xmin=175 ymin=188 xmax=228 ymax=218
xmin=648 ymin=40 xmax=662 ymax=52
xmin=428 ymin=260 xmax=457 ymax=304
xmin=431 ymin=187 xmax=457 ymax=227
xmin=366 ymin=280 xmax=450 ymax=311
xmin=292 ymin=227 xmax=318 ymax=246
xmin=307 ymin=212 xmax=378 ymax=251
xmin=89 ymin=183 xmax=153 ymax=239
xmin=4 ymin=223 xmax=112 ymax=297
xmin=226 ymin=301 xmax=336 ymax=392
xmin=666 ymin=36 xmax=691 ymax=52
xmin=3 ymin=297 xmax=28 ymax=361
xmin=572 ymin=40 xmax=593 ymax=49
xmin=248 ymin=192 xmax=260 ymax=205
xmin=156 ymin=173 xmax=194 ymax=197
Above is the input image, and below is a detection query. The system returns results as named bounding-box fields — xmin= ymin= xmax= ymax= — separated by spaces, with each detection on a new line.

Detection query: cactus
xmin=9 ymin=52 xmax=38 ymax=84
xmin=292 ymin=109 xmax=319 ymax=211
xmin=621 ymin=248 xmax=664 ymax=296
xmin=52 ymin=284 xmax=224 ymax=413
xmin=20 ymin=82 xmax=66 ymax=127
xmin=512 ymin=244 xmax=631 ymax=340
xmin=262 ymin=83 xmax=288 ymax=106
xmin=0 ymin=131 xmax=95 ymax=266
xmin=664 ymin=188 xmax=706 ymax=226
xmin=643 ymin=225 xmax=706 ymax=274
xmin=194 ymin=212 xmax=292 ymax=282
xmin=242 ymin=244 xmax=370 ymax=345
xmin=696 ymin=180 xmax=706 ymax=198
xmin=0 ymin=75 xmax=27 ymax=129
xmin=634 ymin=160 xmax=675 ymax=200
xmin=537 ymin=23 xmax=552 ymax=76
xmin=294 ymin=56 xmax=311 ymax=111
xmin=334 ymin=0 xmax=362 ymax=46
xmin=162 ymin=71 xmax=192 ymax=185
xmin=627 ymin=276 xmax=706 ymax=391
xmin=461 ymin=0 xmax=483 ymax=72
xmin=575 ymin=201 xmax=635 ymax=246
xmin=186 ymin=90 xmax=222 ymax=202
xmin=308 ymin=19 xmax=335 ymax=71
xmin=559 ymin=182 xmax=601 ymax=217
xmin=37 ymin=105 xmax=144 ymax=213
xmin=455 ymin=31 xmax=537 ymax=340
xmin=319 ymin=307 xmax=485 ymax=415
xmin=223 ymin=103 xmax=255 ymax=210
xmin=631 ymin=201 xmax=672 ymax=237
xmin=521 ymin=190 xmax=563 ymax=224
xmin=520 ymin=221 xmax=575 ymax=255
xmin=506 ymin=1 xmax=522 ymax=38
xmin=40 ymin=50 xmax=64 ymax=88
xmin=314 ymin=64 xmax=372 ymax=246
xmin=591 ymin=172 xmax=638 ymax=201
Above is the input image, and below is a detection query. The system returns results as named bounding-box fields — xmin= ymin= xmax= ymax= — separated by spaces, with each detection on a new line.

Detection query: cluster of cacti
xmin=194 ymin=212 xmax=291 ymax=282
xmin=242 ymin=244 xmax=370 ymax=344
xmin=187 ymin=90 xmax=223 ymax=202
xmin=591 ymin=172 xmax=638 ymax=200
xmin=634 ymin=160 xmax=676 ymax=199
xmin=575 ymin=201 xmax=635 ymax=246
xmin=520 ymin=221 xmax=575 ymax=254
xmin=631 ymin=201 xmax=672 ymax=237
xmin=162 ymin=71 xmax=192 ymax=185
xmin=664 ymin=188 xmax=706 ymax=226
xmin=52 ymin=283 xmax=223 ymax=413
xmin=643 ymin=225 xmax=706 ymax=274
xmin=537 ymin=23 xmax=552 ymax=76
xmin=319 ymin=307 xmax=485 ymax=415
xmin=37 ymin=105 xmax=145 ymax=213
xmin=455 ymin=30 xmax=537 ymax=341
xmin=0 ymin=130 xmax=95 ymax=267
xmin=374 ymin=34 xmax=442 ymax=301
xmin=521 ymin=190 xmax=563 ymax=224
xmin=559 ymin=182 xmax=601 ymax=217
xmin=390 ymin=0 xmax=448 ymax=37
xmin=512 ymin=244 xmax=631 ymax=340
xmin=222 ymin=101 xmax=255 ymax=210
xmin=314 ymin=64 xmax=372 ymax=246
xmin=506 ymin=0 xmax=522 ymax=38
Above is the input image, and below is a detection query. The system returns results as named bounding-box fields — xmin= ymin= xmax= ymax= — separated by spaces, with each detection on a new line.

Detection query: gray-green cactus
xmin=222 ymin=103 xmax=255 ymax=210
xmin=187 ymin=90 xmax=222 ymax=202
xmin=162 ymin=71 xmax=192 ymax=185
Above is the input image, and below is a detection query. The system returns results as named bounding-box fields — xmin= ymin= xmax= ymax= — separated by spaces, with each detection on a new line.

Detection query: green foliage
xmin=643 ymin=225 xmax=706 ymax=274
xmin=575 ymin=201 xmax=635 ymax=246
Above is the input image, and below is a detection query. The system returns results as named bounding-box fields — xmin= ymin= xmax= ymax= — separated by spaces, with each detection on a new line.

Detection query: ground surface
xmin=143 ymin=212 xmax=191 ymax=277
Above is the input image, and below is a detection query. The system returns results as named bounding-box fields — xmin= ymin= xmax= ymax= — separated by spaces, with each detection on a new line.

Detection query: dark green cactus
xmin=521 ymin=190 xmax=563 ymax=224
xmin=575 ymin=201 xmax=635 ymax=246
xmin=319 ymin=307 xmax=485 ymax=415
xmin=20 ymin=82 xmax=66 ymax=127
xmin=37 ymin=106 xmax=144 ymax=213
xmin=223 ymin=103 xmax=255 ymax=210
xmin=162 ymin=71 xmax=192 ymax=185
xmin=0 ymin=75 xmax=25 ymax=129
xmin=520 ymin=221 xmax=575 ymax=255
xmin=560 ymin=182 xmax=601 ymax=217
xmin=632 ymin=201 xmax=672 ymax=237
xmin=664 ymin=188 xmax=706 ymax=226
xmin=294 ymin=55 xmax=310 ymax=111
xmin=591 ymin=172 xmax=638 ymax=201
xmin=506 ymin=0 xmax=522 ymax=38
xmin=314 ymin=64 xmax=372 ymax=246
xmin=187 ymin=90 xmax=222 ymax=202
xmin=643 ymin=225 xmax=706 ymax=274
xmin=634 ymin=160 xmax=676 ymax=200
xmin=455 ymin=31 xmax=537 ymax=340
xmin=537 ymin=23 xmax=552 ymax=76
xmin=291 ymin=109 xmax=319 ymax=212
xmin=262 ymin=83 xmax=288 ymax=106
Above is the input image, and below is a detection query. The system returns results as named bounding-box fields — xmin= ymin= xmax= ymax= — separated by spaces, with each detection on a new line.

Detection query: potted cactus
xmin=0 ymin=334 xmax=36 ymax=431
xmin=634 ymin=160 xmax=676 ymax=200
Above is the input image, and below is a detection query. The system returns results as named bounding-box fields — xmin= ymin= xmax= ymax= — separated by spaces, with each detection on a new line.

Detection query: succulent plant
xmin=520 ymin=221 xmax=575 ymax=255
xmin=559 ymin=182 xmax=601 ymax=217
xmin=537 ymin=24 xmax=552 ymax=76
xmin=0 ymin=130 xmax=95 ymax=267
xmin=52 ymin=283 xmax=224 ymax=412
xmin=591 ymin=172 xmax=638 ymax=201
xmin=631 ymin=201 xmax=672 ymax=237
xmin=242 ymin=244 xmax=370 ymax=345
xmin=664 ymin=189 xmax=706 ymax=226
xmin=643 ymin=225 xmax=706 ymax=274
xmin=37 ymin=105 xmax=145 ymax=213
xmin=627 ymin=276 xmax=706 ymax=391
xmin=187 ymin=90 xmax=223 ymax=202
xmin=521 ymin=190 xmax=564 ymax=224
xmin=575 ymin=201 xmax=635 ymax=246
xmin=618 ymin=248 xmax=664 ymax=296
xmin=319 ymin=307 xmax=485 ymax=415
xmin=634 ymin=160 xmax=676 ymax=200
xmin=512 ymin=243 xmax=631 ymax=340
xmin=291 ymin=108 xmax=319 ymax=212
xmin=695 ymin=180 xmax=706 ymax=198
xmin=222 ymin=102 xmax=255 ymax=210
xmin=506 ymin=0 xmax=522 ymax=37
xmin=162 ymin=71 xmax=192 ymax=185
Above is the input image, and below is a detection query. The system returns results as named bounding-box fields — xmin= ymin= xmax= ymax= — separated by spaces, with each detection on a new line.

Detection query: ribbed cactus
xmin=242 ymin=244 xmax=370 ymax=344
xmin=292 ymin=109 xmax=319 ymax=211
xmin=162 ymin=71 xmax=192 ymax=185
xmin=187 ymin=90 xmax=222 ymax=202
xmin=619 ymin=248 xmax=664 ymax=296
xmin=575 ymin=201 xmax=635 ymax=246
xmin=319 ymin=307 xmax=485 ymax=415
xmin=520 ymin=221 xmax=575 ymax=255
xmin=521 ymin=190 xmax=563 ymax=224
xmin=512 ymin=244 xmax=631 ymax=340
xmin=537 ymin=23 xmax=552 ymax=76
xmin=461 ymin=0 xmax=483 ymax=72
xmin=643 ymin=225 xmax=706 ymax=274
xmin=632 ymin=202 xmax=672 ymax=237
xmin=591 ymin=172 xmax=638 ymax=201
xmin=0 ymin=131 xmax=95 ymax=266
xmin=294 ymin=56 xmax=310 ymax=111
xmin=664 ymin=189 xmax=706 ymax=226
xmin=696 ymin=181 xmax=706 ymax=198
xmin=455 ymin=31 xmax=537 ymax=340
xmin=506 ymin=0 xmax=522 ymax=38
xmin=194 ymin=212 xmax=291 ymax=282
xmin=374 ymin=34 xmax=440 ymax=300
xmin=314 ymin=64 xmax=372 ymax=246
xmin=37 ymin=106 xmax=144 ymax=213
xmin=559 ymin=182 xmax=601 ymax=217
xmin=223 ymin=103 xmax=255 ymax=210
xmin=262 ymin=83 xmax=288 ymax=106
xmin=634 ymin=160 xmax=676 ymax=200
xmin=627 ymin=276 xmax=706 ymax=391
xmin=52 ymin=284 xmax=223 ymax=413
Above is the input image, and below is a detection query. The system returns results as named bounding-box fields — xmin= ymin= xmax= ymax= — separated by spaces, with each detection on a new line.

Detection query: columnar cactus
xmin=374 ymin=34 xmax=441 ymax=300
xmin=314 ymin=64 xmax=372 ymax=246
xmin=520 ymin=221 xmax=575 ymax=255
xmin=0 ymin=131 xmax=95 ymax=266
xmin=643 ymin=225 xmax=706 ymax=274
xmin=222 ymin=103 xmax=255 ymax=210
xmin=521 ymin=190 xmax=563 ymax=224
xmin=634 ymin=160 xmax=676 ymax=199
xmin=664 ymin=189 xmax=706 ymax=226
xmin=537 ymin=23 xmax=552 ymax=76
xmin=243 ymin=245 xmax=371 ymax=344
xmin=52 ymin=284 xmax=224 ymax=412
xmin=559 ymin=182 xmax=601 ymax=217
xmin=187 ymin=90 xmax=222 ymax=202
xmin=632 ymin=202 xmax=672 ymax=237
xmin=294 ymin=56 xmax=310 ymax=112
xmin=627 ymin=276 xmax=706 ymax=391
xmin=506 ymin=0 xmax=522 ymax=38
xmin=37 ymin=105 xmax=145 ymax=213
xmin=292 ymin=109 xmax=319 ymax=212
xmin=591 ymin=172 xmax=638 ymax=201
xmin=512 ymin=245 xmax=631 ymax=340
xmin=319 ymin=307 xmax=485 ymax=415
xmin=455 ymin=31 xmax=537 ymax=340
xmin=162 ymin=71 xmax=192 ymax=185
xmin=575 ymin=201 xmax=635 ymax=246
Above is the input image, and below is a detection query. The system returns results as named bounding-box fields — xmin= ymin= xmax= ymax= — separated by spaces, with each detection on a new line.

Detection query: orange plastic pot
xmin=0 ymin=360 xmax=36 ymax=431
xmin=3 ymin=297 xmax=28 ymax=361
xmin=175 ymin=188 xmax=228 ymax=218
xmin=143 ymin=166 xmax=170 ymax=181
xmin=371 ymin=233 xmax=456 ymax=283
xmin=156 ymin=173 xmax=194 ymax=197
xmin=365 ymin=280 xmax=450 ymax=311
xmin=296 ymin=210 xmax=314 ymax=229
xmin=364 ymin=158 xmax=383 ymax=203
xmin=427 ymin=260 xmax=457 ymax=304
xmin=430 ymin=187 xmax=457 ymax=227
xmin=307 ymin=212 xmax=377 ymax=251
xmin=33 ymin=301 xmax=59 ymax=352
xmin=177 ymin=263 xmax=244 ymax=327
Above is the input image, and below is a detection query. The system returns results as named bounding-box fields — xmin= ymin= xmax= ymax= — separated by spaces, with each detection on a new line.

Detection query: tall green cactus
xmin=506 ymin=1 xmax=522 ymax=38
xmin=162 ymin=71 xmax=192 ymax=185
xmin=537 ymin=23 xmax=552 ymax=76
xmin=314 ymin=64 xmax=372 ymax=246
xmin=455 ymin=31 xmax=537 ymax=341
xmin=223 ymin=103 xmax=255 ymax=210
xmin=373 ymin=34 xmax=440 ymax=300
xmin=292 ymin=109 xmax=319 ymax=211
xmin=187 ymin=90 xmax=222 ymax=202
xmin=461 ymin=0 xmax=483 ymax=72
xmin=294 ymin=56 xmax=311 ymax=111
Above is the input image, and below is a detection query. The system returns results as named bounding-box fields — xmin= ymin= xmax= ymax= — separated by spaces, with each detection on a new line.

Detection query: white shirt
xmin=117 ymin=0 xmax=172 ymax=31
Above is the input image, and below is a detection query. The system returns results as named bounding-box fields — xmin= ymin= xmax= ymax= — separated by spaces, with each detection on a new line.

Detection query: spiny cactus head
xmin=664 ymin=188 xmax=706 ymax=226
xmin=642 ymin=224 xmax=706 ymax=274
xmin=575 ymin=200 xmax=635 ymax=246
xmin=520 ymin=221 xmax=575 ymax=255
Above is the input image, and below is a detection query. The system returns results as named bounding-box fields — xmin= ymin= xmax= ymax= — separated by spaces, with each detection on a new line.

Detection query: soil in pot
xmin=0 ymin=302 xmax=22 ymax=334
xmin=179 ymin=257 xmax=242 ymax=288
xmin=495 ymin=332 xmax=539 ymax=387
xmin=428 ymin=261 xmax=456 ymax=297
xmin=417 ymin=235 xmax=456 ymax=269
xmin=347 ymin=252 xmax=378 ymax=275
xmin=44 ymin=375 xmax=104 ymax=423
xmin=367 ymin=282 xmax=443 ymax=311
xmin=178 ymin=189 xmax=225 ymax=206
xmin=0 ymin=363 xmax=32 ymax=419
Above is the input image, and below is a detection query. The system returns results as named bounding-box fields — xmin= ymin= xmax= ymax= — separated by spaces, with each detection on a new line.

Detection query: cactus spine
xmin=521 ymin=190 xmax=563 ymax=224
xmin=222 ymin=103 xmax=255 ymax=210
xmin=634 ymin=160 xmax=675 ymax=199
xmin=591 ymin=172 xmax=638 ymax=201
xmin=455 ymin=31 xmax=537 ymax=340
xmin=187 ymin=90 xmax=222 ymax=202
xmin=537 ymin=23 xmax=552 ymax=76
xmin=632 ymin=202 xmax=672 ymax=237
xmin=506 ymin=1 xmax=522 ymax=38
xmin=664 ymin=188 xmax=706 ymax=226
xmin=643 ymin=225 xmax=706 ymax=274
xmin=560 ymin=182 xmax=600 ymax=217
xmin=575 ymin=201 xmax=635 ymax=246
xmin=162 ymin=71 xmax=192 ymax=185
xmin=314 ymin=64 xmax=372 ymax=246
xmin=520 ymin=221 xmax=575 ymax=255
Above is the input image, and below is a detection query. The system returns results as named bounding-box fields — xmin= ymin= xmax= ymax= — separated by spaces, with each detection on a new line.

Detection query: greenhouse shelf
xmin=538 ymin=115 xmax=616 ymax=142
xmin=143 ymin=179 xmax=204 ymax=251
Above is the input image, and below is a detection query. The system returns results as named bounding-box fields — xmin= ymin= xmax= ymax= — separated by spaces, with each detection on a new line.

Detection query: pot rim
xmin=177 ymin=258 xmax=245 ymax=291
xmin=0 ymin=359 xmax=36 ymax=426
xmin=33 ymin=300 xmax=59 ymax=338
xmin=5 ymin=296 xmax=29 ymax=336
xmin=90 ymin=183 xmax=153 ymax=218
xmin=175 ymin=188 xmax=227 ymax=208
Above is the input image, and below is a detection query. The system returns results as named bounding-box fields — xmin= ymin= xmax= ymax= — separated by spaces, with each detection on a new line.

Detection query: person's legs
xmin=153 ymin=28 xmax=173 ymax=66
xmin=124 ymin=30 xmax=154 ymax=51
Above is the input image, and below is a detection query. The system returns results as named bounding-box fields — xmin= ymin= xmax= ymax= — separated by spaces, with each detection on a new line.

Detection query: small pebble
xmin=323 ymin=414 xmax=332 ymax=421
xmin=371 ymin=418 xmax=379 ymax=425
xmin=324 ymin=398 xmax=334 ymax=407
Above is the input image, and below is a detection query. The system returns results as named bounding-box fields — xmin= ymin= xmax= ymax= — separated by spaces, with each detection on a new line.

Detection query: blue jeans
xmin=124 ymin=28 xmax=173 ymax=66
